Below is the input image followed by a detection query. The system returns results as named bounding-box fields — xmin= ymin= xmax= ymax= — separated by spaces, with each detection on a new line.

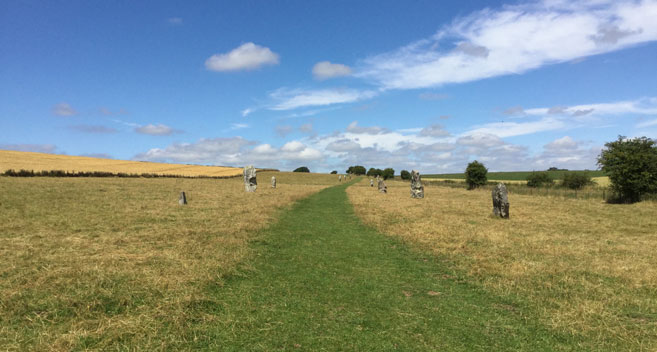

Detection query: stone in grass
xmin=271 ymin=176 xmax=276 ymax=188
xmin=410 ymin=170 xmax=424 ymax=199
xmin=179 ymin=191 xmax=187 ymax=205
xmin=370 ymin=179 xmax=374 ymax=187
xmin=244 ymin=165 xmax=257 ymax=192
xmin=339 ymin=175 xmax=342 ymax=182
xmin=378 ymin=179 xmax=387 ymax=193
xmin=492 ymin=183 xmax=510 ymax=218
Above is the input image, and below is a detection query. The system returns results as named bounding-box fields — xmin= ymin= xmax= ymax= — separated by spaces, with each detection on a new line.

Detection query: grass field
xmin=0 ymin=172 xmax=335 ymax=350
xmin=0 ymin=150 xmax=243 ymax=177
xmin=347 ymin=179 xmax=657 ymax=351
xmin=424 ymin=170 xmax=607 ymax=181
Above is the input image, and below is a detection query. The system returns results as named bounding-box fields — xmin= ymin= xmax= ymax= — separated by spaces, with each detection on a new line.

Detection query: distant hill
xmin=423 ymin=170 xmax=606 ymax=181
xmin=0 ymin=150 xmax=243 ymax=177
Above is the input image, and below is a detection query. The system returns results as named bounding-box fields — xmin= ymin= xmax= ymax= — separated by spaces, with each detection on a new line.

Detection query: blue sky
xmin=1 ymin=0 xmax=657 ymax=173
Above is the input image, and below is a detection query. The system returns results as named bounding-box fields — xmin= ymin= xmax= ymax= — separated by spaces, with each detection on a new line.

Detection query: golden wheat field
xmin=347 ymin=178 xmax=657 ymax=349
xmin=0 ymin=171 xmax=336 ymax=350
xmin=0 ymin=150 xmax=243 ymax=177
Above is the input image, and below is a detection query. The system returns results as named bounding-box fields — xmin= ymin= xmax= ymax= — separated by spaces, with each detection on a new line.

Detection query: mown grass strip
xmin=195 ymin=181 xmax=578 ymax=351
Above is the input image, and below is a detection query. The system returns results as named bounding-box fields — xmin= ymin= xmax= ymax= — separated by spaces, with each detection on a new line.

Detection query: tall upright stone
xmin=339 ymin=175 xmax=342 ymax=182
xmin=410 ymin=170 xmax=424 ymax=198
xmin=492 ymin=183 xmax=510 ymax=218
xmin=378 ymin=179 xmax=387 ymax=193
xmin=243 ymin=165 xmax=257 ymax=192
xmin=370 ymin=179 xmax=374 ymax=187
xmin=271 ymin=176 xmax=276 ymax=188
xmin=179 ymin=191 xmax=187 ymax=205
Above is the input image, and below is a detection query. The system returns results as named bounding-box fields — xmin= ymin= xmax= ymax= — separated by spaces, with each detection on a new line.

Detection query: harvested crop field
xmin=347 ymin=178 xmax=657 ymax=350
xmin=0 ymin=172 xmax=333 ymax=350
xmin=0 ymin=150 xmax=242 ymax=177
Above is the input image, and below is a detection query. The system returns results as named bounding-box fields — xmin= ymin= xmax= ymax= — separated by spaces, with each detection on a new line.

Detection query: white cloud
xmin=134 ymin=137 xmax=322 ymax=169
xmin=52 ymin=102 xmax=77 ymax=116
xmin=418 ymin=124 xmax=450 ymax=137
xmin=312 ymin=61 xmax=352 ymax=80
xmin=270 ymin=88 xmax=377 ymax=111
xmin=345 ymin=121 xmax=390 ymax=135
xmin=357 ymin=0 xmax=657 ymax=90
xmin=205 ymin=43 xmax=279 ymax=72
xmin=135 ymin=124 xmax=179 ymax=136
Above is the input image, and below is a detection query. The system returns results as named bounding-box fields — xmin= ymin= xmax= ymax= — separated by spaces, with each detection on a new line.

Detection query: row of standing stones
xmin=180 ymin=166 xmax=510 ymax=219
xmin=369 ymin=170 xmax=509 ymax=219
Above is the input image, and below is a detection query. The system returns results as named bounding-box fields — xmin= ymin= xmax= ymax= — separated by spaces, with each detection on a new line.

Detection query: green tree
xmin=400 ymin=170 xmax=411 ymax=180
xmin=293 ymin=166 xmax=310 ymax=173
xmin=330 ymin=170 xmax=338 ymax=174
xmin=465 ymin=161 xmax=487 ymax=190
xmin=382 ymin=168 xmax=395 ymax=180
xmin=598 ymin=136 xmax=657 ymax=203
xmin=366 ymin=168 xmax=382 ymax=177
xmin=347 ymin=165 xmax=366 ymax=175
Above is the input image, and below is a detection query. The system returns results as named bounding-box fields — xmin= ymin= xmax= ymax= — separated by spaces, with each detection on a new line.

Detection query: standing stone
xmin=370 ymin=179 xmax=374 ymax=187
xmin=378 ymin=179 xmax=387 ymax=193
xmin=243 ymin=166 xmax=257 ymax=192
xmin=271 ymin=176 xmax=276 ymax=189
xmin=179 ymin=191 xmax=187 ymax=205
xmin=410 ymin=170 xmax=424 ymax=199
xmin=492 ymin=183 xmax=510 ymax=218
xmin=339 ymin=175 xmax=342 ymax=182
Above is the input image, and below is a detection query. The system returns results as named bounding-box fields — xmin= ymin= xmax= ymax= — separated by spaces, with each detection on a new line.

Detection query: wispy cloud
xmin=69 ymin=124 xmax=118 ymax=134
xmin=270 ymin=88 xmax=377 ymax=111
xmin=241 ymin=107 xmax=256 ymax=117
xmin=52 ymin=102 xmax=77 ymax=116
xmin=524 ymin=97 xmax=657 ymax=117
xmin=0 ymin=143 xmax=58 ymax=154
xmin=135 ymin=123 xmax=181 ymax=136
xmin=357 ymin=0 xmax=657 ymax=90
xmin=167 ymin=17 xmax=183 ymax=25
xmin=205 ymin=42 xmax=279 ymax=72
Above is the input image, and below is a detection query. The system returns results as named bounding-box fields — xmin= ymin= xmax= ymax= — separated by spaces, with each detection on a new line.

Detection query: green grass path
xmin=198 ymin=182 xmax=577 ymax=351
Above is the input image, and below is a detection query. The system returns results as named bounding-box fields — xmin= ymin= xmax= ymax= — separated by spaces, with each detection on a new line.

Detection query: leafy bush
xmin=598 ymin=136 xmax=657 ymax=203
xmin=382 ymin=168 xmax=395 ymax=180
xmin=346 ymin=165 xmax=366 ymax=175
xmin=330 ymin=170 xmax=338 ymax=174
xmin=526 ymin=171 xmax=554 ymax=187
xmin=561 ymin=172 xmax=593 ymax=190
xmin=400 ymin=170 xmax=411 ymax=180
xmin=465 ymin=161 xmax=487 ymax=190
xmin=547 ymin=167 xmax=568 ymax=171
xmin=293 ymin=166 xmax=310 ymax=173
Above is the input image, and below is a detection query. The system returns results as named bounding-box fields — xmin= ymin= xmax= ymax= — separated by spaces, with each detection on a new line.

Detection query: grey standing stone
xmin=339 ymin=175 xmax=342 ymax=182
xmin=378 ymin=179 xmax=387 ymax=193
xmin=492 ymin=183 xmax=510 ymax=218
xmin=370 ymin=179 xmax=374 ymax=187
xmin=410 ymin=170 xmax=424 ymax=199
xmin=271 ymin=176 xmax=276 ymax=188
xmin=243 ymin=165 xmax=257 ymax=192
xmin=179 ymin=191 xmax=187 ymax=205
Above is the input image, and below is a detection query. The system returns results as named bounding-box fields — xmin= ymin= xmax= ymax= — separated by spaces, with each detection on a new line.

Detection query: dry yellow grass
xmin=347 ymin=178 xmax=657 ymax=349
xmin=0 ymin=171 xmax=335 ymax=350
xmin=0 ymin=150 xmax=242 ymax=177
